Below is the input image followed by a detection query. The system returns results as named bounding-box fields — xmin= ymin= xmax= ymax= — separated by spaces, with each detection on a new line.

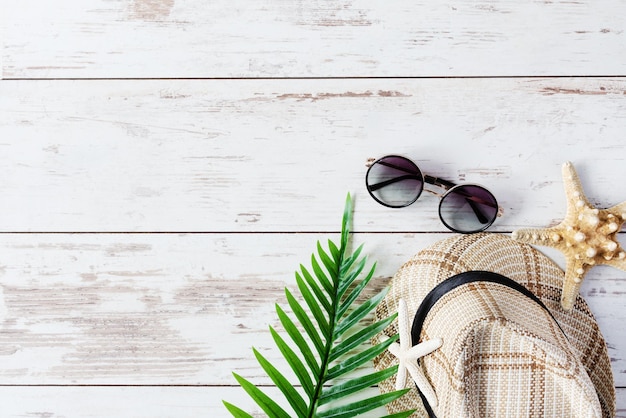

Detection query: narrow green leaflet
xmin=231 ymin=373 xmax=292 ymax=418
xmin=254 ymin=348 xmax=308 ymax=417
xmin=337 ymin=264 xmax=376 ymax=320
xmin=337 ymin=256 xmax=367 ymax=300
xmin=222 ymin=401 xmax=254 ymax=418
xmin=333 ymin=288 xmax=389 ymax=338
xmin=275 ymin=305 xmax=320 ymax=376
xmin=318 ymin=366 xmax=400 ymax=405
xmin=296 ymin=269 xmax=331 ymax=313
xmin=286 ymin=288 xmax=329 ymax=342
xmin=381 ymin=412 xmax=417 ymax=418
xmin=325 ymin=334 xmax=397 ymax=381
xmin=269 ymin=327 xmax=315 ymax=399
xmin=224 ymin=194 xmax=412 ymax=417
xmin=316 ymin=390 xmax=411 ymax=418
xmin=329 ymin=315 xmax=396 ymax=362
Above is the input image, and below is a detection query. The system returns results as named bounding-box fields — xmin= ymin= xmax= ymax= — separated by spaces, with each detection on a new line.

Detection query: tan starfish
xmin=512 ymin=161 xmax=626 ymax=310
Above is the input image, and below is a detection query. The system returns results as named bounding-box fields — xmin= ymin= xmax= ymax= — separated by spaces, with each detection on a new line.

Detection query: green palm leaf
xmin=225 ymin=194 xmax=411 ymax=417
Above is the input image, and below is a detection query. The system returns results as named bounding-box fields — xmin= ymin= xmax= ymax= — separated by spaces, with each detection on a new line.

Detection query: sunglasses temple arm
xmin=425 ymin=175 xmax=490 ymax=224
xmin=466 ymin=199 xmax=490 ymax=224
xmin=367 ymin=174 xmax=422 ymax=192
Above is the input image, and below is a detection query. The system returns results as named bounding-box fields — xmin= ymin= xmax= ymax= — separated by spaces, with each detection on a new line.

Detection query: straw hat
xmin=373 ymin=233 xmax=615 ymax=418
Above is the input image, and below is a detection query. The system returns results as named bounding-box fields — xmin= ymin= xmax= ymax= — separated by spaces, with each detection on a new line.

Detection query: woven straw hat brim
xmin=373 ymin=232 xmax=615 ymax=418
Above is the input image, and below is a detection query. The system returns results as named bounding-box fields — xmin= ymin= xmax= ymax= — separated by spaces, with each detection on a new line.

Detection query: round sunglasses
xmin=365 ymin=155 xmax=501 ymax=233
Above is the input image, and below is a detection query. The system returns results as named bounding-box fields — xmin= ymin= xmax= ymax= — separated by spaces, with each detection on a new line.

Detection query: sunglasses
xmin=365 ymin=155 xmax=502 ymax=233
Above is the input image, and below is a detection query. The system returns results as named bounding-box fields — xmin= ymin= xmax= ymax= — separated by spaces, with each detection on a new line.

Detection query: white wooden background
xmin=2 ymin=1 xmax=626 ymax=416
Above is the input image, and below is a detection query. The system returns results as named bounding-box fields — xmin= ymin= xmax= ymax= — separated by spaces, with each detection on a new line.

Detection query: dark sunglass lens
xmin=439 ymin=185 xmax=498 ymax=233
xmin=366 ymin=156 xmax=423 ymax=207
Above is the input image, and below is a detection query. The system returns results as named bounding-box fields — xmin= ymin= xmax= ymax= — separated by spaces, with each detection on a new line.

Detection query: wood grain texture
xmin=0 ymin=233 xmax=623 ymax=388
xmin=3 ymin=0 xmax=626 ymax=79
xmin=1 ymin=78 xmax=626 ymax=232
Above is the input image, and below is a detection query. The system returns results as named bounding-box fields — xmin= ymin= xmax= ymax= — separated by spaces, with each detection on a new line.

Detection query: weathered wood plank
xmin=0 ymin=386 xmax=625 ymax=418
xmin=3 ymin=0 xmax=626 ymax=78
xmin=1 ymin=386 xmax=231 ymax=418
xmin=1 ymin=78 xmax=626 ymax=232
xmin=0 ymin=386 xmax=381 ymax=417
xmin=0 ymin=386 xmax=281 ymax=418
xmin=0 ymin=232 xmax=623 ymax=387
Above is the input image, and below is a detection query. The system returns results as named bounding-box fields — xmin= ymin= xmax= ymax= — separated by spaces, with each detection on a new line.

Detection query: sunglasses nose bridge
xmin=423 ymin=174 xmax=455 ymax=191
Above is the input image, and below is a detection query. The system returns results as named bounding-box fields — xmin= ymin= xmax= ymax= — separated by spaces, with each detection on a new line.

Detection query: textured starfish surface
xmin=386 ymin=299 xmax=442 ymax=407
xmin=512 ymin=161 xmax=626 ymax=310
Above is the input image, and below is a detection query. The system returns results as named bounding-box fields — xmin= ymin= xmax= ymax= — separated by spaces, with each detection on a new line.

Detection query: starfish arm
xmin=405 ymin=361 xmax=439 ymax=408
xmin=608 ymin=200 xmax=626 ymax=213
xmin=395 ymin=358 xmax=408 ymax=391
xmin=561 ymin=161 xmax=591 ymax=217
xmin=397 ymin=299 xmax=411 ymax=350
xmin=605 ymin=255 xmax=626 ymax=272
xmin=405 ymin=338 xmax=443 ymax=360
xmin=387 ymin=341 xmax=411 ymax=390
xmin=560 ymin=259 xmax=591 ymax=311
xmin=387 ymin=341 xmax=400 ymax=357
xmin=607 ymin=200 xmax=626 ymax=226
xmin=512 ymin=227 xmax=563 ymax=248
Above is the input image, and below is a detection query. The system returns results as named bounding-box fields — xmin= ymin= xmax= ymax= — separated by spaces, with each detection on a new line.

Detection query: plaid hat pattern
xmin=373 ymin=233 xmax=615 ymax=418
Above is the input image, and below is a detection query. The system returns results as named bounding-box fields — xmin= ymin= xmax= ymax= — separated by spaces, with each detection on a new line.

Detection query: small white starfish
xmin=386 ymin=299 xmax=442 ymax=408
